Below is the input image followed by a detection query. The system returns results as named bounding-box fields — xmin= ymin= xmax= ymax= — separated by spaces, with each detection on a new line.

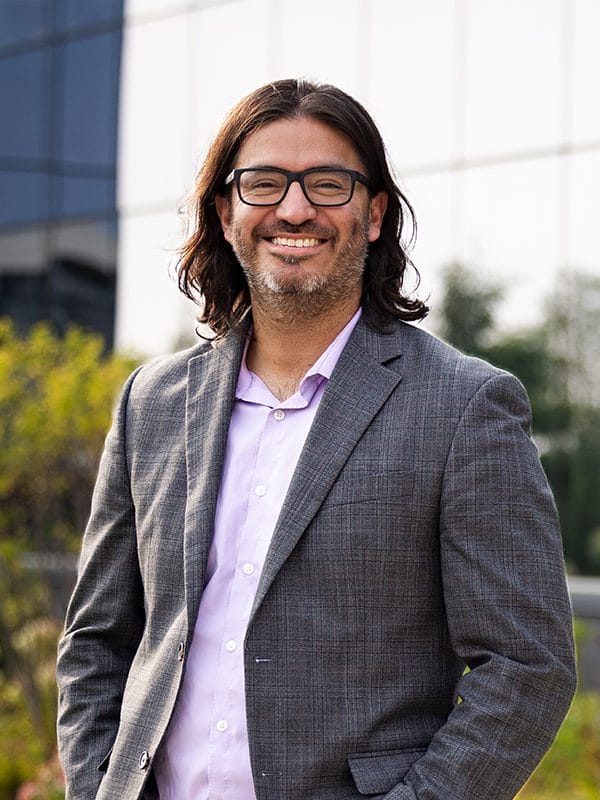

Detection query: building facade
xmin=2 ymin=0 xmax=599 ymax=355
xmin=117 ymin=0 xmax=600 ymax=355
xmin=0 ymin=0 xmax=123 ymax=347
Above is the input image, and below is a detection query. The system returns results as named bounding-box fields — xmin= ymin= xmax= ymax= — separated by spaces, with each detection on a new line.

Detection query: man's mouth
xmin=268 ymin=236 xmax=325 ymax=248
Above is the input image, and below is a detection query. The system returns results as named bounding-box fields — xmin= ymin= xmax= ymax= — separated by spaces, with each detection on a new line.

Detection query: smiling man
xmin=57 ymin=79 xmax=576 ymax=800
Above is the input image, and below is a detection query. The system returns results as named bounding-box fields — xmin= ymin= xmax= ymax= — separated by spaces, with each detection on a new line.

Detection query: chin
xmin=265 ymin=274 xmax=325 ymax=296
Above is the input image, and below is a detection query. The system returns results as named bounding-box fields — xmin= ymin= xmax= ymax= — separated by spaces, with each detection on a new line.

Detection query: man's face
xmin=215 ymin=117 xmax=387 ymax=316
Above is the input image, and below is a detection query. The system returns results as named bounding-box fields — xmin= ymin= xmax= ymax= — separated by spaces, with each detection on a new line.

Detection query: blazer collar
xmin=181 ymin=314 xmax=407 ymax=629
xmin=182 ymin=322 xmax=248 ymax=632
xmin=250 ymin=315 xmax=406 ymax=622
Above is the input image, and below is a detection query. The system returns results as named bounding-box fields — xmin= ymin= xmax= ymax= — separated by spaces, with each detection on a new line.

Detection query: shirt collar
xmin=236 ymin=306 xmax=362 ymax=405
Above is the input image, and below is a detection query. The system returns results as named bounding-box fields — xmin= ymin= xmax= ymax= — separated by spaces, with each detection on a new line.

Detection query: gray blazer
xmin=57 ymin=317 xmax=576 ymax=800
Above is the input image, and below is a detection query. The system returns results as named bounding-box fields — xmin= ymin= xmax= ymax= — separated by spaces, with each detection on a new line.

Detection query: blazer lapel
xmin=183 ymin=327 xmax=246 ymax=632
xmin=250 ymin=319 xmax=405 ymax=619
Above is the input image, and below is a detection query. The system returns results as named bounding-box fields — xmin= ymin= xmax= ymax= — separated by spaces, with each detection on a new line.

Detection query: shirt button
xmin=273 ymin=409 xmax=285 ymax=421
xmin=177 ymin=641 xmax=185 ymax=661
xmin=138 ymin=750 xmax=150 ymax=770
xmin=255 ymin=484 xmax=266 ymax=496
xmin=216 ymin=719 xmax=228 ymax=732
xmin=225 ymin=639 xmax=237 ymax=652
xmin=242 ymin=563 xmax=255 ymax=575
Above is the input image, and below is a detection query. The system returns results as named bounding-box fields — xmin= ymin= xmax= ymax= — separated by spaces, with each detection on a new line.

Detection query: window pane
xmin=370 ymin=0 xmax=456 ymax=167
xmin=55 ymin=175 xmax=115 ymax=217
xmin=568 ymin=152 xmax=600 ymax=271
xmin=52 ymin=219 xmax=118 ymax=273
xmin=0 ymin=228 xmax=46 ymax=271
xmin=0 ymin=1 xmax=50 ymax=49
xmin=0 ymin=49 xmax=50 ymax=160
xmin=465 ymin=0 xmax=562 ymax=157
xmin=53 ymin=0 xmax=123 ymax=34
xmin=572 ymin=0 xmax=600 ymax=142
xmin=0 ymin=171 xmax=49 ymax=226
xmin=119 ymin=13 xmax=190 ymax=209
xmin=57 ymin=31 xmax=121 ymax=167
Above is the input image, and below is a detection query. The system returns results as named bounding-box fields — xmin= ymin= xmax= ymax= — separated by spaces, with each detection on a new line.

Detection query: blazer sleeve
xmin=387 ymin=371 xmax=577 ymax=800
xmin=56 ymin=368 xmax=144 ymax=800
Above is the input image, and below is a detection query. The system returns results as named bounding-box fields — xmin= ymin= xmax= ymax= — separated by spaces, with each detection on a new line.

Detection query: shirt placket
xmin=207 ymin=405 xmax=287 ymax=798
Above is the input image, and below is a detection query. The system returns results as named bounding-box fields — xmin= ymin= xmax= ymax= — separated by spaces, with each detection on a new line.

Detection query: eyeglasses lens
xmin=238 ymin=170 xmax=353 ymax=205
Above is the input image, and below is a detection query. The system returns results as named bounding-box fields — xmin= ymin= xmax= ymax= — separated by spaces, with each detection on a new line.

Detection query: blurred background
xmin=0 ymin=1 xmax=599 ymax=798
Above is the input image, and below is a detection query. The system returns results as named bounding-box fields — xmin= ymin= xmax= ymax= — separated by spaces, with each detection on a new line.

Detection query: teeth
xmin=271 ymin=237 xmax=321 ymax=248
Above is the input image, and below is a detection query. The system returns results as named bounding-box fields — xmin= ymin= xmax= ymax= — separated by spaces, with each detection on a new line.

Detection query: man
xmin=57 ymin=79 xmax=576 ymax=800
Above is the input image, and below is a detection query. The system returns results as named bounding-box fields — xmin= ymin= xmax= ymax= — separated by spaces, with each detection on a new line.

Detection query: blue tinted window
xmin=53 ymin=0 xmax=123 ymax=34
xmin=0 ymin=49 xmax=50 ymax=160
xmin=56 ymin=31 xmax=121 ymax=167
xmin=0 ymin=1 xmax=50 ymax=49
xmin=56 ymin=175 xmax=115 ymax=217
xmin=0 ymin=171 xmax=49 ymax=226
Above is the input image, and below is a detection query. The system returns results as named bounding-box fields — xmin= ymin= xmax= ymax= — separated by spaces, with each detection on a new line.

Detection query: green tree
xmin=434 ymin=265 xmax=600 ymax=575
xmin=0 ymin=319 xmax=138 ymax=794
xmin=437 ymin=262 xmax=502 ymax=357
xmin=537 ymin=272 xmax=600 ymax=574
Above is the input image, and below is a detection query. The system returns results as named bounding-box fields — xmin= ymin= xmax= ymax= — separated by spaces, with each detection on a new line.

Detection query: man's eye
xmin=314 ymin=180 xmax=344 ymax=190
xmin=244 ymin=177 xmax=284 ymax=193
xmin=306 ymin=172 xmax=351 ymax=195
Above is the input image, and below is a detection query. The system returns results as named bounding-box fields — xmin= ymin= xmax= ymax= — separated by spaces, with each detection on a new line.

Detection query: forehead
xmin=234 ymin=116 xmax=365 ymax=172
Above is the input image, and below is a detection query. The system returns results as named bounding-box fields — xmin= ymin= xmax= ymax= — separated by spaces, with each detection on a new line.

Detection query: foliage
xmin=515 ymin=622 xmax=600 ymax=799
xmin=516 ymin=692 xmax=600 ymax=799
xmin=0 ymin=673 xmax=55 ymax=800
xmin=0 ymin=319 xmax=138 ymax=797
xmin=435 ymin=265 xmax=600 ymax=575
xmin=437 ymin=262 xmax=502 ymax=357
xmin=517 ymin=693 xmax=600 ymax=799
xmin=12 ymin=752 xmax=64 ymax=800
xmin=542 ymin=409 xmax=600 ymax=574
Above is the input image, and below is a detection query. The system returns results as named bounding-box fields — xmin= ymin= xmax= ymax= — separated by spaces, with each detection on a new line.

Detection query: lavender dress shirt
xmin=154 ymin=309 xmax=361 ymax=800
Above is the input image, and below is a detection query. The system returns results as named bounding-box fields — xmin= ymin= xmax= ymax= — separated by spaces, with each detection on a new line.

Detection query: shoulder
xmin=377 ymin=320 xmax=529 ymax=410
xmin=371 ymin=319 xmax=502 ymax=379
xmin=126 ymin=339 xmax=213 ymax=401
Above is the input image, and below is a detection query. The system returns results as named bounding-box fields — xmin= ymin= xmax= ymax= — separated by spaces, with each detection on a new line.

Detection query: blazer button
xmin=138 ymin=750 xmax=150 ymax=771
xmin=177 ymin=641 xmax=185 ymax=661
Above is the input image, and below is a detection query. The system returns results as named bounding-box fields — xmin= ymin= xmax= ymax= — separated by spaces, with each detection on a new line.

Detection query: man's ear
xmin=367 ymin=191 xmax=388 ymax=243
xmin=215 ymin=194 xmax=232 ymax=243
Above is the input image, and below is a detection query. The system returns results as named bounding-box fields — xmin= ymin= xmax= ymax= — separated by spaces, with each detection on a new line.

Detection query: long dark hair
xmin=177 ymin=78 xmax=429 ymax=337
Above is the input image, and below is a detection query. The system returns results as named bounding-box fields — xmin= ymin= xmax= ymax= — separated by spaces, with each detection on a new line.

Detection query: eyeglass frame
xmin=223 ymin=166 xmax=374 ymax=207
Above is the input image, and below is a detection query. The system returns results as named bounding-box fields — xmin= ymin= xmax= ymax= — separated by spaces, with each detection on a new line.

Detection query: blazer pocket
xmin=347 ymin=747 xmax=427 ymax=795
xmin=97 ymin=746 xmax=113 ymax=774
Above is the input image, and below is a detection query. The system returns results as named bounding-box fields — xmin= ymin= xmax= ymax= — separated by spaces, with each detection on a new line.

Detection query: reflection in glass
xmin=0 ymin=228 xmax=45 ymax=271
xmin=0 ymin=255 xmax=116 ymax=349
xmin=0 ymin=48 xmax=50 ymax=160
xmin=0 ymin=171 xmax=49 ymax=226
xmin=57 ymin=175 xmax=116 ymax=217
xmin=58 ymin=32 xmax=121 ymax=166
xmin=53 ymin=0 xmax=123 ymax=34
xmin=48 ymin=255 xmax=116 ymax=347
xmin=0 ymin=0 xmax=123 ymax=347
xmin=52 ymin=219 xmax=118 ymax=272
xmin=0 ymin=0 xmax=49 ymax=49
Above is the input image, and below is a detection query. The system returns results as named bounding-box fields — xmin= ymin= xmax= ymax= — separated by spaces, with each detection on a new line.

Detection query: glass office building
xmin=2 ymin=0 xmax=599 ymax=356
xmin=117 ymin=0 xmax=600 ymax=355
xmin=0 ymin=0 xmax=123 ymax=347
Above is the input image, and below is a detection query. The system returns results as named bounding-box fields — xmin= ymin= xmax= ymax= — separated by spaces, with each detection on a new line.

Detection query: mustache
xmin=253 ymin=222 xmax=335 ymax=239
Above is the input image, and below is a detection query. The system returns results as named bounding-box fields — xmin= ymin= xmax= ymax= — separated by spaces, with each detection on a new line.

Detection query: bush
xmin=0 ymin=320 xmax=139 ymax=799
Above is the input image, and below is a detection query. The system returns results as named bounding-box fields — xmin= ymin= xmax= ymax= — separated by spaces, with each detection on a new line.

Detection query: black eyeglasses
xmin=224 ymin=167 xmax=373 ymax=207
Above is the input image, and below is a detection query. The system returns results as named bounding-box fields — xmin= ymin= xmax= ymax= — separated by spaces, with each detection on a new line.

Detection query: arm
xmin=56 ymin=369 xmax=144 ymax=800
xmin=390 ymin=372 xmax=576 ymax=800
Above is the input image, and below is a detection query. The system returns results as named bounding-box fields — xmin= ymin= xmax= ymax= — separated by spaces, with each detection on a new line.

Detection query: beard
xmin=228 ymin=216 xmax=371 ymax=321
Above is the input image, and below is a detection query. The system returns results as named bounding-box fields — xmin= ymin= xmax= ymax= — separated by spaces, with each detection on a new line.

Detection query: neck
xmin=246 ymin=295 xmax=360 ymax=401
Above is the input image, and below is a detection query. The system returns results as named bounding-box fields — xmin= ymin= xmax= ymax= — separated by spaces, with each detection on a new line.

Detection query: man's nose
xmin=275 ymin=180 xmax=317 ymax=224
